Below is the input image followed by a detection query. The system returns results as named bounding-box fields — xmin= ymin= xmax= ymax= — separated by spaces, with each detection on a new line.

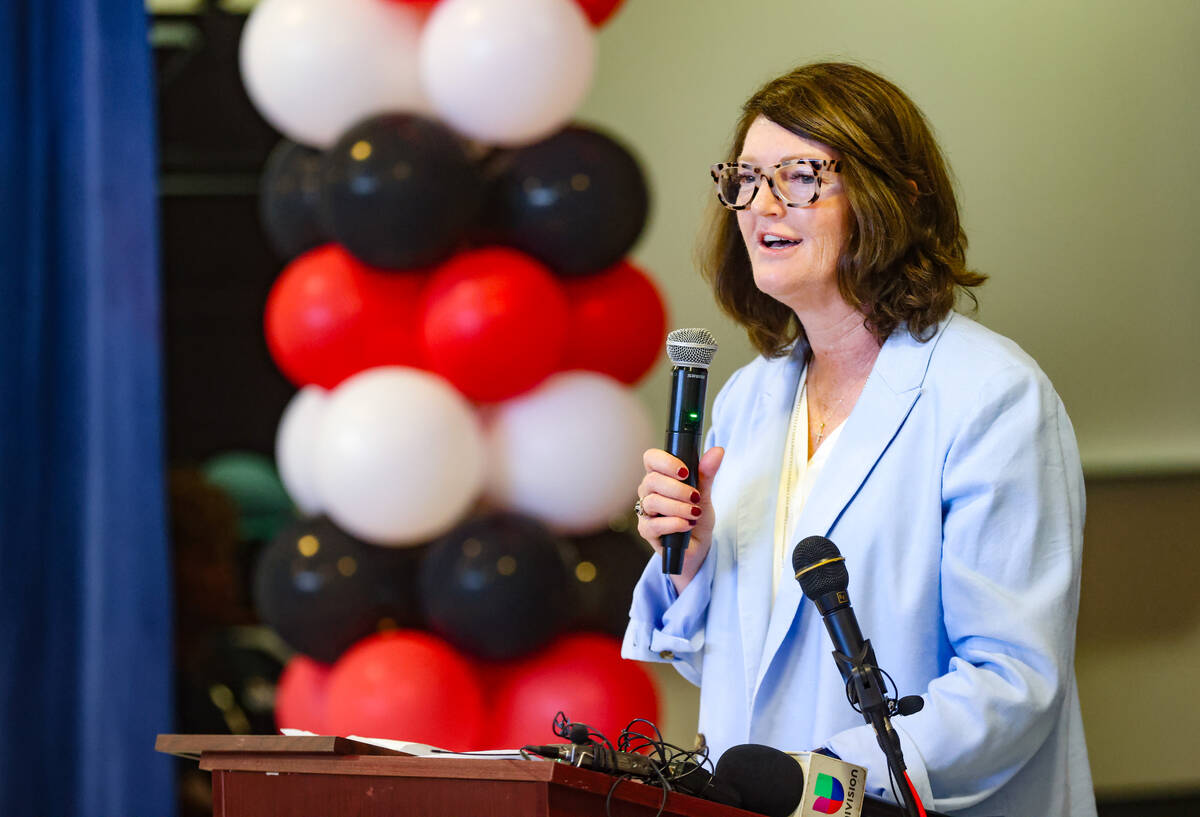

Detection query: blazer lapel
xmin=750 ymin=321 xmax=947 ymax=700
xmin=734 ymin=350 xmax=805 ymax=705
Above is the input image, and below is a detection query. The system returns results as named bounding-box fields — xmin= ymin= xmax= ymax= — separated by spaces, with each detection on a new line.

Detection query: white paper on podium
xmin=279 ymin=728 xmax=525 ymax=758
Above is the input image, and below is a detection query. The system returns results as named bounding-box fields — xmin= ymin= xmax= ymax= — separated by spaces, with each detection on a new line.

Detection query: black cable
xmin=553 ymin=711 xmax=571 ymax=739
xmin=620 ymin=717 xmax=664 ymax=742
xmin=604 ymin=774 xmax=632 ymax=817
xmin=647 ymin=756 xmax=673 ymax=817
xmin=843 ymin=661 xmax=900 ymax=716
xmin=871 ymin=710 xmax=921 ymax=817
xmin=604 ymin=772 xmax=670 ymax=817
xmin=554 ymin=711 xmax=619 ymax=756
xmin=589 ymin=728 xmax=617 ymax=755
xmin=838 ymin=659 xmax=922 ymax=817
xmin=551 ymin=711 xmax=723 ymax=814
xmin=886 ymin=758 xmax=902 ymax=806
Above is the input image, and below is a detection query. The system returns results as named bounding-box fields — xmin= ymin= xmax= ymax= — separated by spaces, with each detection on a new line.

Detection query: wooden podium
xmin=156 ymin=734 xmax=761 ymax=817
xmin=157 ymin=734 xmax=931 ymax=817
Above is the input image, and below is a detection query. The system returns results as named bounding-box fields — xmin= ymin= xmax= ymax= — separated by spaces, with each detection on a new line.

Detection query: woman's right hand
xmin=636 ymin=446 xmax=725 ymax=593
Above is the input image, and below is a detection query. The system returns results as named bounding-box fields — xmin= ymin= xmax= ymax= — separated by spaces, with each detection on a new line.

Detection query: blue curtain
xmin=0 ymin=2 xmax=173 ymax=816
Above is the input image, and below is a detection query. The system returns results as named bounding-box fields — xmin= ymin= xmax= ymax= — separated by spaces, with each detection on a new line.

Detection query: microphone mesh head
xmin=792 ymin=535 xmax=849 ymax=598
xmin=713 ymin=744 xmax=804 ymax=817
xmin=666 ymin=328 xmax=718 ymax=367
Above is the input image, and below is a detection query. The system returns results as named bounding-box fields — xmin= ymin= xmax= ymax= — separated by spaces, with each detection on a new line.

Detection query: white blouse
xmin=771 ymin=365 xmax=845 ymax=603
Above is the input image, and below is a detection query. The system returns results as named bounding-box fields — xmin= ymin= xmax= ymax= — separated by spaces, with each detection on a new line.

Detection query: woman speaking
xmin=623 ymin=63 xmax=1095 ymax=817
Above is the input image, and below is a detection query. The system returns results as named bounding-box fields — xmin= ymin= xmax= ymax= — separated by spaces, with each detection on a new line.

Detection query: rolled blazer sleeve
xmin=621 ymin=544 xmax=717 ymax=685
xmin=825 ymin=363 xmax=1086 ymax=812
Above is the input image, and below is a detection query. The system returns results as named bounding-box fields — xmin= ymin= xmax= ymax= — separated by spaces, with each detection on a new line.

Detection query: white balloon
xmin=485 ymin=371 xmax=653 ymax=534
xmin=313 ymin=367 xmax=486 ymax=546
xmin=419 ymin=0 xmax=596 ymax=146
xmin=240 ymin=0 xmax=429 ymax=148
xmin=275 ymin=385 xmax=329 ymax=516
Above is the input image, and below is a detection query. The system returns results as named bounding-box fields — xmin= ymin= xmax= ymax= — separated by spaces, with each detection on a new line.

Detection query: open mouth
xmin=760 ymin=233 xmax=801 ymax=249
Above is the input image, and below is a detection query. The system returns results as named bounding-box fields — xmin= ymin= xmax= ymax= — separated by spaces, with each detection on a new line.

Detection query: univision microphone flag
xmin=787 ymin=751 xmax=866 ymax=817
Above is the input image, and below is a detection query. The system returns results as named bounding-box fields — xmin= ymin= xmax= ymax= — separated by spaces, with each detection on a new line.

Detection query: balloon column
xmin=241 ymin=0 xmax=663 ymax=749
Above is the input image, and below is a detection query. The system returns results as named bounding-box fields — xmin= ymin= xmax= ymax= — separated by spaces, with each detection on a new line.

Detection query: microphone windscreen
xmin=666 ymin=328 xmax=718 ymax=367
xmin=712 ymin=744 xmax=804 ymax=817
xmin=792 ymin=535 xmax=849 ymax=598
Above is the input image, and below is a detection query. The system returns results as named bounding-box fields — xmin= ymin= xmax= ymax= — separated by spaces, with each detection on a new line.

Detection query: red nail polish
xmin=690 ymin=491 xmax=701 ymax=503
xmin=688 ymin=519 xmax=698 ymax=526
xmin=690 ymin=506 xmax=702 ymax=517
xmin=678 ymin=466 xmax=689 ymax=478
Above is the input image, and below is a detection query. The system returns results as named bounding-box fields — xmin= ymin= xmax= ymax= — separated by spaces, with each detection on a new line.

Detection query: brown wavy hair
xmin=700 ymin=62 xmax=987 ymax=357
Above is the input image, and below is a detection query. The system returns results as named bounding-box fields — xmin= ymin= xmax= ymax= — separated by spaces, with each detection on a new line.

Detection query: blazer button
xmin=658 ymin=650 xmax=674 ymax=659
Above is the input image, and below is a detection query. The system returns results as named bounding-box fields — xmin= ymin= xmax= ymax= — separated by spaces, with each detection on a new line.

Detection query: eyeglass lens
xmin=714 ymin=163 xmax=821 ymax=208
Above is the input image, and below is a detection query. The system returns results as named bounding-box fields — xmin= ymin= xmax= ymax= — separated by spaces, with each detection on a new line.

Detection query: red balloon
xmin=357 ymin=268 xmax=428 ymax=371
xmin=574 ymin=0 xmax=625 ymax=26
xmin=275 ymin=654 xmax=332 ymax=734
xmin=264 ymin=244 xmax=428 ymax=388
xmin=326 ymin=631 xmax=486 ymax=749
xmin=561 ymin=260 xmax=666 ymax=384
xmin=482 ymin=633 xmax=660 ymax=748
xmin=420 ymin=247 xmax=568 ymax=403
xmin=380 ymin=0 xmax=440 ymax=22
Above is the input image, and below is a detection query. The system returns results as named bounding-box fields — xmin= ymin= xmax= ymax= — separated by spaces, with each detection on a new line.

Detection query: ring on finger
xmin=634 ymin=498 xmax=651 ymax=518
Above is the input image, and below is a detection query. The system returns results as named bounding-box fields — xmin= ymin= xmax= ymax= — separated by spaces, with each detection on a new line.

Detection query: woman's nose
xmin=749 ymin=177 xmax=786 ymax=217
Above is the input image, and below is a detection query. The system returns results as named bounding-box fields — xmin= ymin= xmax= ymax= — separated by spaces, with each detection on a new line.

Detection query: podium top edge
xmin=154 ymin=734 xmax=411 ymax=759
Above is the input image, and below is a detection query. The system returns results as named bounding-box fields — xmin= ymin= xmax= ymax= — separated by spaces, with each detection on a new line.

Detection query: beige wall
xmin=1075 ymin=476 xmax=1200 ymax=795
xmin=578 ymin=0 xmax=1200 ymax=796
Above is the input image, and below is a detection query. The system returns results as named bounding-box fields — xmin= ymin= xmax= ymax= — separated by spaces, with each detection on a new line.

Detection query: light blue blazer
xmin=623 ymin=313 xmax=1096 ymax=817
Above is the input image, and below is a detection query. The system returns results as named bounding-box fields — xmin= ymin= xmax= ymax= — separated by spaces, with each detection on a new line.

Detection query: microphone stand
xmin=832 ymin=640 xmax=921 ymax=817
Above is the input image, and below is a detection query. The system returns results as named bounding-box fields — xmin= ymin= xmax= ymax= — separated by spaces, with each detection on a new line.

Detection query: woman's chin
xmin=752 ymin=271 xmax=845 ymax=317
xmin=751 ymin=268 xmax=805 ymax=306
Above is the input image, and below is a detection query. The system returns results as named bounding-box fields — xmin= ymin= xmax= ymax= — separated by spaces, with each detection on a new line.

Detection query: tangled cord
xmin=551 ymin=711 xmax=715 ymax=817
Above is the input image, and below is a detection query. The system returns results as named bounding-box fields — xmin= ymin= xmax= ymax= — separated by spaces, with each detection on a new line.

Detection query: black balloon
xmin=567 ymin=526 xmax=654 ymax=637
xmin=320 ymin=114 xmax=483 ymax=269
xmin=253 ymin=516 xmax=424 ymax=663
xmin=260 ymin=139 xmax=329 ymax=260
xmin=418 ymin=513 xmax=578 ymax=661
xmin=481 ymin=126 xmax=650 ymax=276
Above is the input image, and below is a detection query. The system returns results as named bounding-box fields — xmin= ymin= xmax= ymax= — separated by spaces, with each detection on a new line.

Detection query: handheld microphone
xmin=522 ymin=742 xmax=659 ymax=778
xmin=661 ymin=328 xmax=718 ymax=574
